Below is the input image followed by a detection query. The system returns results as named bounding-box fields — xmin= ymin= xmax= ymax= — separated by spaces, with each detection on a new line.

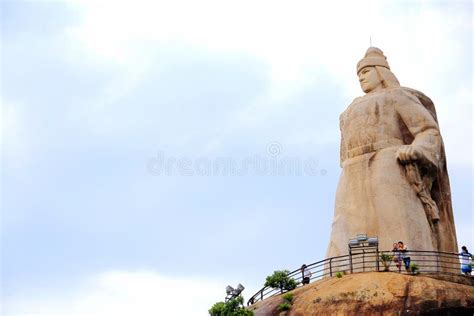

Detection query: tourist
xmin=398 ymin=241 xmax=411 ymax=272
xmin=392 ymin=243 xmax=401 ymax=272
xmin=459 ymin=246 xmax=472 ymax=276
xmin=301 ymin=264 xmax=312 ymax=285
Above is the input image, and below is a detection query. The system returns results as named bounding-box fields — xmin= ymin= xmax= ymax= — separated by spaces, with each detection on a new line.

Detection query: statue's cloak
xmin=402 ymin=87 xmax=458 ymax=253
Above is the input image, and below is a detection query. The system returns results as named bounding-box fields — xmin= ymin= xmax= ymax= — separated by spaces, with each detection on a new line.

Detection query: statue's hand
xmin=396 ymin=145 xmax=422 ymax=164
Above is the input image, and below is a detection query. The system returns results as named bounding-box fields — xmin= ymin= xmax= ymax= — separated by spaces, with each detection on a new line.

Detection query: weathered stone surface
xmin=326 ymin=47 xmax=457 ymax=257
xmin=249 ymin=272 xmax=474 ymax=315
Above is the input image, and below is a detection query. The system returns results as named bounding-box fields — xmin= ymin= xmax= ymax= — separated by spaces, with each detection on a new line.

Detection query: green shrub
xmin=208 ymin=296 xmax=254 ymax=316
xmin=282 ymin=292 xmax=294 ymax=303
xmin=410 ymin=263 xmax=419 ymax=274
xmin=335 ymin=271 xmax=343 ymax=278
xmin=379 ymin=253 xmax=394 ymax=271
xmin=277 ymin=302 xmax=292 ymax=311
xmin=264 ymin=270 xmax=297 ymax=293
xmin=379 ymin=253 xmax=393 ymax=262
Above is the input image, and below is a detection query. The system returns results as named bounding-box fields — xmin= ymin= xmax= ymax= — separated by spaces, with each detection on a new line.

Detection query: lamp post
xmin=225 ymin=283 xmax=245 ymax=302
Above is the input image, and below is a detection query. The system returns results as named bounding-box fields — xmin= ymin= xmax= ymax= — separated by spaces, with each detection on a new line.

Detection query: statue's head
xmin=357 ymin=47 xmax=400 ymax=93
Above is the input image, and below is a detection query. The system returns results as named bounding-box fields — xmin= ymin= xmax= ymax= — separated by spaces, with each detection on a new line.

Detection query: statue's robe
xmin=326 ymin=87 xmax=458 ymax=258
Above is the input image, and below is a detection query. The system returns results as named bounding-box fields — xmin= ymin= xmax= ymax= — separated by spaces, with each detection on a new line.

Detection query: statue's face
xmin=358 ymin=66 xmax=383 ymax=93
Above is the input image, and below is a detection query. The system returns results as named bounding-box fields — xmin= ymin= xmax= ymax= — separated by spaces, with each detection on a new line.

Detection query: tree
xmin=264 ymin=270 xmax=297 ymax=294
xmin=209 ymin=302 xmax=226 ymax=315
xmin=208 ymin=295 xmax=253 ymax=316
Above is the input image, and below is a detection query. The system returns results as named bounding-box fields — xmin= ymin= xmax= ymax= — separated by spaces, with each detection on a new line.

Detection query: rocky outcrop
xmin=249 ymin=272 xmax=473 ymax=315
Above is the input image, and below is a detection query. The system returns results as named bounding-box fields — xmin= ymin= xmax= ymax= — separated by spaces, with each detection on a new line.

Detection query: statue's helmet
xmin=357 ymin=47 xmax=391 ymax=74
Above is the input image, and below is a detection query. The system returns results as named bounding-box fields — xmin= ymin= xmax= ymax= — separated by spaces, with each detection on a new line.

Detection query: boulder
xmin=249 ymin=272 xmax=473 ymax=315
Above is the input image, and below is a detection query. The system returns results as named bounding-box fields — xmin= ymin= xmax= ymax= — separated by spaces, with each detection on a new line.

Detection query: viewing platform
xmin=247 ymin=249 xmax=473 ymax=307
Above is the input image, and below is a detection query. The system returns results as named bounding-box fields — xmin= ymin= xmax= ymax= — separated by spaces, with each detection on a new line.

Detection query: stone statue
xmin=326 ymin=47 xmax=458 ymax=258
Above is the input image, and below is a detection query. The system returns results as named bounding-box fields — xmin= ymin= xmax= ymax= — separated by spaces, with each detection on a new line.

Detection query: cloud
xmin=67 ymin=1 xmax=471 ymax=93
xmin=3 ymin=1 xmax=471 ymax=165
xmin=1 ymin=99 xmax=30 ymax=169
xmin=62 ymin=0 xmax=472 ymax=162
xmin=4 ymin=271 xmax=237 ymax=316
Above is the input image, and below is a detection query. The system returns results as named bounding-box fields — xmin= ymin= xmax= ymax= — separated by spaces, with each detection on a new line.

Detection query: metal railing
xmin=247 ymin=250 xmax=468 ymax=306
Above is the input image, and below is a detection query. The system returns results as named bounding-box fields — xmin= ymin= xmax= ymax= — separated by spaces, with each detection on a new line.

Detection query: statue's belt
xmin=343 ymin=139 xmax=403 ymax=160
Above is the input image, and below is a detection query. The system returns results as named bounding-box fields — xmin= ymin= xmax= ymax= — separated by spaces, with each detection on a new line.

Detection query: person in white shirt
xmin=301 ymin=264 xmax=312 ymax=285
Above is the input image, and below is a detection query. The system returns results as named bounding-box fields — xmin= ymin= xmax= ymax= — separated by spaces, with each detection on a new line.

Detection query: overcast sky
xmin=1 ymin=1 xmax=472 ymax=315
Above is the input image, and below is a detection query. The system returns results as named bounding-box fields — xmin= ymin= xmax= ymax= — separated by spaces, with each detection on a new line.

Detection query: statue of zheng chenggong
xmin=326 ymin=47 xmax=458 ymax=257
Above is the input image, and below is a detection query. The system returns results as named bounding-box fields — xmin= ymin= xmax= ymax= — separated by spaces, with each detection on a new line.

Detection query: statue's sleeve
xmin=393 ymin=89 xmax=441 ymax=168
xmin=339 ymin=113 xmax=347 ymax=167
